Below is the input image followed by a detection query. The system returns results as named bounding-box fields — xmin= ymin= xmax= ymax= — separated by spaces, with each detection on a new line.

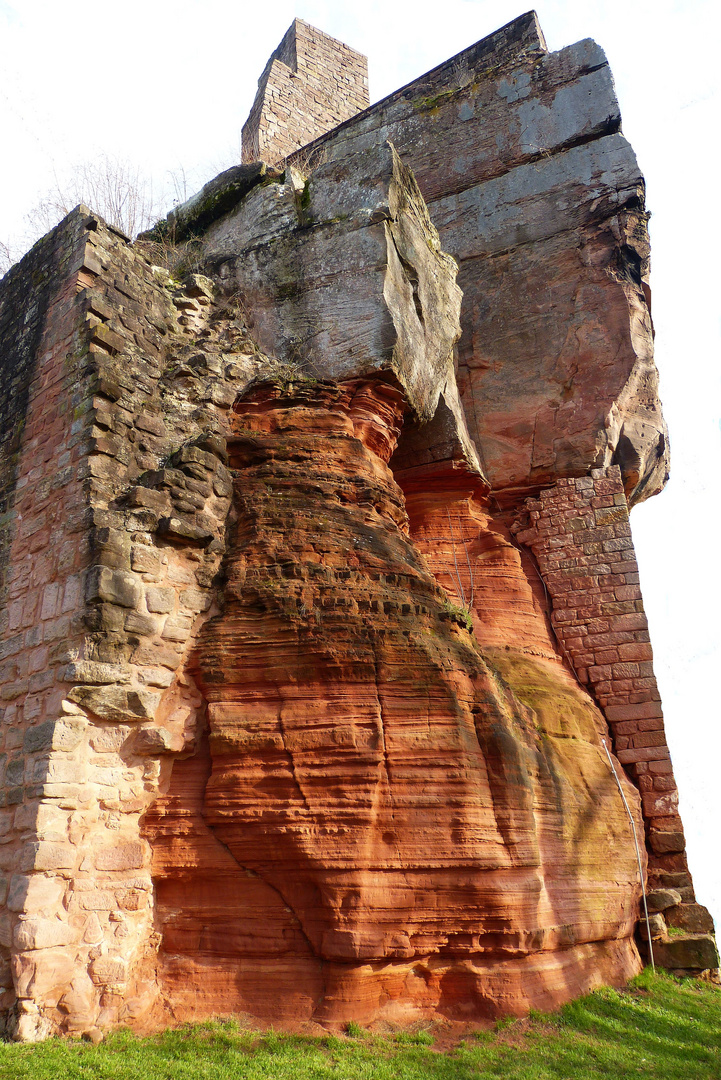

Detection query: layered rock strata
xmin=0 ymin=10 xmax=715 ymax=1044
xmin=147 ymin=377 xmax=643 ymax=1026
xmin=286 ymin=12 xmax=669 ymax=506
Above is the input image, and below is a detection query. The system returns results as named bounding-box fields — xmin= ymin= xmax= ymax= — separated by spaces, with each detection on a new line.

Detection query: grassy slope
xmin=1 ymin=970 xmax=719 ymax=1079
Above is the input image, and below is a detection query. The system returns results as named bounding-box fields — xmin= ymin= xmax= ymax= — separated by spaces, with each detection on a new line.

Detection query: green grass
xmin=1 ymin=970 xmax=719 ymax=1079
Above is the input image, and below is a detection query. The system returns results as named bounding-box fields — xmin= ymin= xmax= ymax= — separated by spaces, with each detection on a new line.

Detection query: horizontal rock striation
xmin=400 ymin=484 xmax=557 ymax=659
xmin=142 ymin=376 xmax=645 ymax=1024
xmin=290 ymin=12 xmax=669 ymax=507
xmin=196 ymin=141 xmax=479 ymax=473
xmin=0 ymin=10 xmax=714 ymax=1043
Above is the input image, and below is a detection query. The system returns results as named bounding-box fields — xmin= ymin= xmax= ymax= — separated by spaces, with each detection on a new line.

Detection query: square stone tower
xmin=241 ymin=19 xmax=369 ymax=164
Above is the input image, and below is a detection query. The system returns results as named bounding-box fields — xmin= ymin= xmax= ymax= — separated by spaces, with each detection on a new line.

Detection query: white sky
xmin=2 ymin=1 xmax=720 ymax=934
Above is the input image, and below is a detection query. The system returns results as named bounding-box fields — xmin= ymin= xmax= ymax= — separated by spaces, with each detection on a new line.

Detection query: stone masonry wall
xmin=241 ymin=19 xmax=369 ymax=165
xmin=0 ymin=207 xmax=268 ymax=1040
xmin=513 ymin=465 xmax=717 ymax=969
xmin=0 ymin=212 xmax=95 ymax=1034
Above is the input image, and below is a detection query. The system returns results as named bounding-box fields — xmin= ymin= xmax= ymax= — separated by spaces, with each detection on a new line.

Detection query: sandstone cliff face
xmin=291 ymin=13 xmax=669 ymax=507
xmin=200 ymin=142 xmax=480 ymax=474
xmin=145 ymin=377 xmax=643 ymax=1025
xmin=0 ymin=12 xmax=714 ymax=1044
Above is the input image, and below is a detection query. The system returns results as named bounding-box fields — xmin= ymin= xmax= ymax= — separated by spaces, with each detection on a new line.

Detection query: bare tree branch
xmin=25 ymin=154 xmax=159 ymax=240
xmin=0 ymin=239 xmax=14 ymax=277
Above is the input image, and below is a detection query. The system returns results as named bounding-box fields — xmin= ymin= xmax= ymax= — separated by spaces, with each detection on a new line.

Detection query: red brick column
xmin=513 ymin=466 xmax=715 ymax=957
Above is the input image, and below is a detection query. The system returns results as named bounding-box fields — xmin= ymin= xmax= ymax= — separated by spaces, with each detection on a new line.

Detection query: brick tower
xmin=241 ymin=19 xmax=369 ymax=165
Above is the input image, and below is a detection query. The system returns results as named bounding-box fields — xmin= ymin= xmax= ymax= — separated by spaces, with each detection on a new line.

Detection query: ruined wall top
xmin=241 ymin=19 xmax=369 ymax=165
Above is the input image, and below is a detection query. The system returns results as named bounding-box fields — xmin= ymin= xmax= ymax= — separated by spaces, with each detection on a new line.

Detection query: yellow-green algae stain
xmin=481 ymin=647 xmax=642 ymax=889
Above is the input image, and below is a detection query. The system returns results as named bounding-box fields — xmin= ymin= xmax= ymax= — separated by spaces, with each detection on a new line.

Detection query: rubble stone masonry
xmin=241 ymin=19 xmax=369 ymax=165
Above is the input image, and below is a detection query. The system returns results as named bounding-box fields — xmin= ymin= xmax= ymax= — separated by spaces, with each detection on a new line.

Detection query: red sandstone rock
xmin=0 ymin=12 xmax=714 ymax=1044
xmin=141 ymin=378 xmax=645 ymax=1024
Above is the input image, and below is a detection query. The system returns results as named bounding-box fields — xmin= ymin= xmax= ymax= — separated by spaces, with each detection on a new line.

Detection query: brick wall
xmin=241 ymin=19 xmax=369 ymax=165
xmin=513 ymin=466 xmax=715 ymax=955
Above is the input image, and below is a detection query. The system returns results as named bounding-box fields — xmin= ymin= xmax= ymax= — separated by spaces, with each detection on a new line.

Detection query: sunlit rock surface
xmin=0 ymin=12 xmax=713 ymax=1044
xmin=293 ymin=12 xmax=669 ymax=506
xmin=145 ymin=378 xmax=643 ymax=1025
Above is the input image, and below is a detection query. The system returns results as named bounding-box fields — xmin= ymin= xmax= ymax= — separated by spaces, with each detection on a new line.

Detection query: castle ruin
xmin=0 ymin=11 xmax=716 ymax=1042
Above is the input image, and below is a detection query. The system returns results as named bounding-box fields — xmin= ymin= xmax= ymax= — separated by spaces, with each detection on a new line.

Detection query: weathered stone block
xmin=639 ymin=913 xmax=666 ymax=940
xmin=132 ymin=727 xmax=183 ymax=756
xmin=12 ymin=948 xmax=76 ymax=1001
xmin=653 ymin=935 xmax=719 ymax=972
xmin=137 ymin=666 xmax=174 ymax=689
xmin=6 ymin=875 xmax=66 ymax=914
xmin=145 ymin=587 xmax=175 ymax=614
xmin=124 ymin=611 xmax=159 ymax=636
xmin=89 ymin=956 xmax=128 ymax=986
xmin=130 ymin=545 xmax=163 ymax=577
xmin=178 ymin=587 xmax=211 ymax=614
xmin=63 ymin=661 xmax=129 ymax=686
xmin=94 ymin=843 xmax=145 ymax=872
xmin=158 ymin=516 xmax=213 ymax=545
xmin=127 ymin=487 xmax=171 ymax=512
xmin=160 ymin=617 xmax=192 ymax=643
xmin=85 ymin=566 xmax=142 ymax=609
xmin=649 ymin=830 xmax=686 ymax=855
xmin=33 ymin=757 xmax=86 ymax=786
xmin=22 ymin=719 xmax=86 ymax=754
xmin=22 ymin=842 xmax=76 ymax=872
xmin=646 ymin=888 xmax=682 ymax=912
xmin=666 ymin=903 xmax=716 ymax=935
xmin=14 ymin=918 xmax=79 ymax=951
xmin=66 ymin=685 xmax=159 ymax=723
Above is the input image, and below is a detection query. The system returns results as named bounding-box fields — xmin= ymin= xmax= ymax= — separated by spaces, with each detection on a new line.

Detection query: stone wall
xmin=241 ymin=19 xmax=368 ymax=165
xmin=0 ymin=207 xmax=267 ymax=1039
xmin=513 ymin=466 xmax=717 ymax=968
xmin=0 ymin=211 xmax=104 ymax=1035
